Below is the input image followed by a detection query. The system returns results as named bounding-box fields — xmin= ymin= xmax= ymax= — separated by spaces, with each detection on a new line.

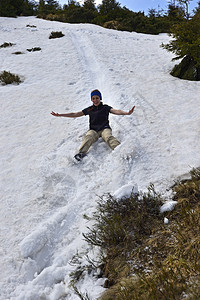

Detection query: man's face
xmin=92 ymin=95 xmax=101 ymax=106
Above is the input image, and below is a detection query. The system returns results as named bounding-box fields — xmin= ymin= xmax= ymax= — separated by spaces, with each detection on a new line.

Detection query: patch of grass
xmin=72 ymin=285 xmax=91 ymax=300
xmin=70 ymin=251 xmax=95 ymax=283
xmin=26 ymin=24 xmax=37 ymax=28
xmin=100 ymin=169 xmax=200 ymax=300
xmin=27 ymin=47 xmax=41 ymax=52
xmin=69 ymin=251 xmax=101 ymax=300
xmin=0 ymin=70 xmax=22 ymax=85
xmin=49 ymin=31 xmax=65 ymax=39
xmin=12 ymin=51 xmax=24 ymax=55
xmin=78 ymin=168 xmax=200 ymax=300
xmin=83 ymin=184 xmax=163 ymax=287
xmin=0 ymin=42 xmax=15 ymax=48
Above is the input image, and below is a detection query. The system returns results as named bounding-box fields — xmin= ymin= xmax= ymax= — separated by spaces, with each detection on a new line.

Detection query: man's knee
xmin=101 ymin=128 xmax=112 ymax=142
xmin=79 ymin=130 xmax=99 ymax=153
xmin=86 ymin=130 xmax=99 ymax=141
xmin=101 ymin=129 xmax=120 ymax=150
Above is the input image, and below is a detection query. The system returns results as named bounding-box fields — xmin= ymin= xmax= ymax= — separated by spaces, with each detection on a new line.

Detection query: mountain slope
xmin=0 ymin=16 xmax=200 ymax=299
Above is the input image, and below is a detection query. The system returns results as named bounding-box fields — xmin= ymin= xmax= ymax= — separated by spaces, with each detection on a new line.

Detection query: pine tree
xmin=0 ymin=0 xmax=33 ymax=17
xmin=0 ymin=0 xmax=16 ymax=17
xmin=37 ymin=0 xmax=47 ymax=17
xmin=99 ymin=0 xmax=120 ymax=16
xmin=193 ymin=0 xmax=200 ymax=14
xmin=46 ymin=0 xmax=60 ymax=14
xmin=22 ymin=0 xmax=36 ymax=16
xmin=63 ymin=0 xmax=85 ymax=23
xmin=177 ymin=0 xmax=193 ymax=19
xmin=82 ymin=0 xmax=97 ymax=23
xmin=167 ymin=3 xmax=185 ymax=20
xmin=12 ymin=0 xmax=24 ymax=15
xmin=162 ymin=11 xmax=200 ymax=80
xmin=83 ymin=0 xmax=96 ymax=11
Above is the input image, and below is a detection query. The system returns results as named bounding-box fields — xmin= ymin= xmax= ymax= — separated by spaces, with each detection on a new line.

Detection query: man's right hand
xmin=51 ymin=111 xmax=60 ymax=117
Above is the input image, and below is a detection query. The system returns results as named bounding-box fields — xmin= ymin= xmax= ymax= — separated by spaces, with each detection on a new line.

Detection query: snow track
xmin=0 ymin=17 xmax=200 ymax=300
xmin=69 ymin=29 xmax=105 ymax=88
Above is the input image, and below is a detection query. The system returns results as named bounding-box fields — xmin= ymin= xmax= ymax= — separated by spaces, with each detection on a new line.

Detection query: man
xmin=51 ymin=89 xmax=135 ymax=161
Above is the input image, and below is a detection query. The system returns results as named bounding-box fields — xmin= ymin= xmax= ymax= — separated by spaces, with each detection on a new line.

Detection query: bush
xmin=103 ymin=20 xmax=121 ymax=30
xmin=12 ymin=51 xmax=24 ymax=55
xmin=26 ymin=24 xmax=37 ymax=28
xmin=0 ymin=42 xmax=15 ymax=48
xmin=26 ymin=47 xmax=41 ymax=52
xmin=0 ymin=70 xmax=22 ymax=85
xmin=49 ymin=31 xmax=65 ymax=39
xmin=83 ymin=185 xmax=163 ymax=287
xmin=77 ymin=168 xmax=200 ymax=300
xmin=100 ymin=169 xmax=200 ymax=300
xmin=162 ymin=13 xmax=200 ymax=80
xmin=170 ymin=55 xmax=199 ymax=81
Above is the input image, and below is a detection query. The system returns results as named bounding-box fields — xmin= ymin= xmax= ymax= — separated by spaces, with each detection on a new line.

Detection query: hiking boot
xmin=74 ymin=152 xmax=86 ymax=161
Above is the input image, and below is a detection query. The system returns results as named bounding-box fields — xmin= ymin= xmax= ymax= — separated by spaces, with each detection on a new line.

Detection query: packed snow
xmin=0 ymin=16 xmax=200 ymax=300
xmin=160 ymin=200 xmax=178 ymax=213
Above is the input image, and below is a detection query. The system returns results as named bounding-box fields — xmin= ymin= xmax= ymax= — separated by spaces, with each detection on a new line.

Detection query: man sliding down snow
xmin=51 ymin=89 xmax=135 ymax=161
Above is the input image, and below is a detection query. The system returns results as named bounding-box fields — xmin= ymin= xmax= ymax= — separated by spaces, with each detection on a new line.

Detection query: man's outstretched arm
xmin=51 ymin=111 xmax=84 ymax=118
xmin=110 ymin=106 xmax=135 ymax=115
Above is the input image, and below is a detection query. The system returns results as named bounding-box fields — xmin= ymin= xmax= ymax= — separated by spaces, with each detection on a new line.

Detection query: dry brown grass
xmin=100 ymin=168 xmax=200 ymax=300
xmin=0 ymin=70 xmax=22 ymax=85
xmin=71 ymin=168 xmax=200 ymax=300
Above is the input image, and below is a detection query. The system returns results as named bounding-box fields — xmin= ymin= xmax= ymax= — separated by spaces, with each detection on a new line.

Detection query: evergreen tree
xmin=148 ymin=8 xmax=157 ymax=18
xmin=162 ymin=12 xmax=200 ymax=80
xmin=99 ymin=0 xmax=120 ymax=17
xmin=177 ymin=0 xmax=193 ymax=19
xmin=83 ymin=0 xmax=96 ymax=11
xmin=0 ymin=0 xmax=16 ymax=17
xmin=37 ymin=0 xmax=48 ymax=17
xmin=11 ymin=0 xmax=24 ymax=15
xmin=22 ymin=0 xmax=37 ymax=16
xmin=0 ymin=0 xmax=34 ymax=17
xmin=37 ymin=0 xmax=60 ymax=17
xmin=46 ymin=0 xmax=60 ymax=14
xmin=193 ymin=0 xmax=200 ymax=14
xmin=167 ymin=3 xmax=185 ymax=20
xmin=82 ymin=0 xmax=97 ymax=23
xmin=63 ymin=0 xmax=85 ymax=23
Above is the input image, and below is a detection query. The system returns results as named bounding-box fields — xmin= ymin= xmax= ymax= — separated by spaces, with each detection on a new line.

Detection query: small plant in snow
xmin=78 ymin=173 xmax=200 ymax=300
xmin=69 ymin=251 xmax=100 ymax=300
xmin=49 ymin=31 xmax=65 ymax=39
xmin=12 ymin=51 xmax=24 ymax=55
xmin=27 ymin=47 xmax=41 ymax=52
xmin=0 ymin=70 xmax=22 ymax=85
xmin=0 ymin=42 xmax=15 ymax=48
xmin=82 ymin=185 xmax=163 ymax=289
xmin=26 ymin=24 xmax=37 ymax=28
xmin=72 ymin=285 xmax=92 ymax=300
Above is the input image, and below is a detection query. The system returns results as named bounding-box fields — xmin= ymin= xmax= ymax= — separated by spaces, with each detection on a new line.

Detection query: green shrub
xmin=100 ymin=168 xmax=200 ymax=300
xmin=83 ymin=185 xmax=163 ymax=287
xmin=26 ymin=47 xmax=41 ymax=52
xmin=161 ymin=13 xmax=200 ymax=80
xmin=0 ymin=70 xmax=22 ymax=85
xmin=12 ymin=51 xmax=24 ymax=55
xmin=49 ymin=31 xmax=65 ymax=39
xmin=83 ymin=185 xmax=162 ymax=249
xmin=76 ymin=169 xmax=200 ymax=300
xmin=0 ymin=42 xmax=15 ymax=48
xmin=26 ymin=24 xmax=36 ymax=28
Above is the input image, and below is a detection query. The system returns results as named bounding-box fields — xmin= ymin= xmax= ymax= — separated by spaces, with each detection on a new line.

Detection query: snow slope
xmin=0 ymin=16 xmax=200 ymax=299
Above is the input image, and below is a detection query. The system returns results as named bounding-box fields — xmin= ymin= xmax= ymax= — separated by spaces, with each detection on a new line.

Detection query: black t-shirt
xmin=82 ymin=102 xmax=112 ymax=132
